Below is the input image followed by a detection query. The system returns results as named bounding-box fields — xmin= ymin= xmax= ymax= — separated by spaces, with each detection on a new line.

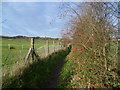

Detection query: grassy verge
xmin=2 ymin=48 xmax=70 ymax=88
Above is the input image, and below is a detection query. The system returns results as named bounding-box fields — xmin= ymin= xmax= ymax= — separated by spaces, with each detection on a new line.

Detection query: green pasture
xmin=1 ymin=38 xmax=60 ymax=74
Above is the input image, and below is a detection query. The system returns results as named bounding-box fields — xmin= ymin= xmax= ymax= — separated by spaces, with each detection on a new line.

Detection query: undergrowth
xmin=58 ymin=47 xmax=120 ymax=88
xmin=2 ymin=48 xmax=70 ymax=88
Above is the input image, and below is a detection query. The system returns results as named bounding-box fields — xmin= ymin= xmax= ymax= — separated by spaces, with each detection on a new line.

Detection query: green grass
xmin=2 ymin=38 xmax=61 ymax=80
xmin=3 ymin=48 xmax=70 ymax=88
xmin=2 ymin=38 xmax=30 ymax=75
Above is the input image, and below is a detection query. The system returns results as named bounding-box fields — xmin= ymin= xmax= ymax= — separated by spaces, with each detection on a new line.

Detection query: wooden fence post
xmin=31 ymin=38 xmax=34 ymax=49
xmin=57 ymin=41 xmax=59 ymax=50
xmin=59 ymin=42 xmax=61 ymax=49
xmin=59 ymin=41 xmax=61 ymax=50
xmin=59 ymin=39 xmax=62 ymax=49
xmin=48 ymin=40 xmax=49 ymax=54
xmin=25 ymin=38 xmax=39 ymax=63
xmin=31 ymin=38 xmax=34 ymax=61
xmin=53 ymin=40 xmax=55 ymax=52
xmin=25 ymin=38 xmax=34 ymax=63
xmin=46 ymin=40 xmax=49 ymax=56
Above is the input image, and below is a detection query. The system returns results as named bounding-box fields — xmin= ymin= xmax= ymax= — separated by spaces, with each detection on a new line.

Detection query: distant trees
xmin=1 ymin=35 xmax=59 ymax=40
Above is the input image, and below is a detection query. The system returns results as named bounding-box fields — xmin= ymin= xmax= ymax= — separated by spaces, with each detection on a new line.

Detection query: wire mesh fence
xmin=36 ymin=44 xmax=62 ymax=58
xmin=2 ymin=38 xmax=63 ymax=77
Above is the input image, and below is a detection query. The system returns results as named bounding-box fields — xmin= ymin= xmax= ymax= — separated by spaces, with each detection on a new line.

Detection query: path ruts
xmin=42 ymin=58 xmax=65 ymax=88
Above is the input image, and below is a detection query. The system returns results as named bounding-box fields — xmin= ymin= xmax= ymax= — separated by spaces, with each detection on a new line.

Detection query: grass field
xmin=1 ymin=38 xmax=61 ymax=78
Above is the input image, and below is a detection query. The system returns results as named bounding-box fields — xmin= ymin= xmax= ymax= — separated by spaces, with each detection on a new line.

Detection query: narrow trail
xmin=42 ymin=58 xmax=65 ymax=88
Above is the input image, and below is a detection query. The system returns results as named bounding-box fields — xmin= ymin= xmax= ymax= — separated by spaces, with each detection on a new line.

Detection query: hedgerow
xmin=58 ymin=2 xmax=119 ymax=88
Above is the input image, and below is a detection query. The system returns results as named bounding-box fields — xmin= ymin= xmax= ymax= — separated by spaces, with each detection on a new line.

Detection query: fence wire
xmin=2 ymin=38 xmax=63 ymax=77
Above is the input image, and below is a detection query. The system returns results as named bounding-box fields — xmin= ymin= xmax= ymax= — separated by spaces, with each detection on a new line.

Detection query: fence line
xmin=2 ymin=38 xmax=65 ymax=78
xmin=24 ymin=38 xmax=64 ymax=63
xmin=2 ymin=38 xmax=64 ymax=68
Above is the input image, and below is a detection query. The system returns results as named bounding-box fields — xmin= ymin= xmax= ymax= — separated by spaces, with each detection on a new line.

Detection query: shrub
xmin=58 ymin=2 xmax=119 ymax=88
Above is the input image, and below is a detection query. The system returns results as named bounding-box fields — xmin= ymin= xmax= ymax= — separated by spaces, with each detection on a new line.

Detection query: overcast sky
xmin=2 ymin=2 xmax=68 ymax=38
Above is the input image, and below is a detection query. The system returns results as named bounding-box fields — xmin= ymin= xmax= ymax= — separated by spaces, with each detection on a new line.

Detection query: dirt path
xmin=42 ymin=58 xmax=65 ymax=88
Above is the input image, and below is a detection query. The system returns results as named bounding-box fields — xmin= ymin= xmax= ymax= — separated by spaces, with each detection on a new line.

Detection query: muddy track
xmin=42 ymin=58 xmax=65 ymax=88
